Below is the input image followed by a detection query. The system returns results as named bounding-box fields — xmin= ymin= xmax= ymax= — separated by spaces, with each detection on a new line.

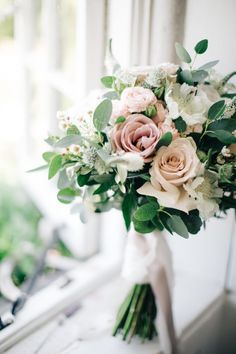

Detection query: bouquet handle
xmin=122 ymin=230 xmax=176 ymax=354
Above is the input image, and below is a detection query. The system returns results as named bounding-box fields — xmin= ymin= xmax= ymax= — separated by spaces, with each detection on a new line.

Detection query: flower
xmin=152 ymin=100 xmax=168 ymax=124
xmin=183 ymin=171 xmax=223 ymax=219
xmin=165 ymin=83 xmax=219 ymax=126
xmin=158 ymin=121 xmax=179 ymax=139
xmin=110 ymin=99 xmax=129 ymax=125
xmin=121 ymin=87 xmax=157 ymax=113
xmin=111 ymin=114 xmax=162 ymax=162
xmin=108 ymin=152 xmax=144 ymax=184
xmin=137 ymin=138 xmax=201 ymax=212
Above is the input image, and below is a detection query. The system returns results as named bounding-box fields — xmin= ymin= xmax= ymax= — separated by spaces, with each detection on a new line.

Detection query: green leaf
xmin=208 ymin=100 xmax=225 ymax=120
xmin=151 ymin=216 xmax=164 ymax=231
xmin=221 ymin=71 xmax=236 ymax=85
xmin=133 ymin=218 xmax=156 ymax=234
xmin=102 ymin=91 xmax=119 ymax=100
xmin=174 ymin=117 xmax=187 ymax=133
xmin=156 ymin=132 xmax=173 ymax=149
xmin=54 ymin=134 xmax=82 ymax=148
xmin=194 ymin=39 xmax=208 ymax=54
xmin=144 ymin=105 xmax=157 ymax=118
xmin=101 ymin=76 xmax=116 ymax=88
xmin=93 ymin=181 xmax=114 ymax=194
xmin=42 ymin=151 xmax=56 ymax=162
xmin=67 ymin=125 xmax=80 ymax=135
xmin=181 ymin=210 xmax=202 ymax=234
xmin=175 ymin=42 xmax=191 ymax=63
xmin=45 ymin=136 xmax=59 ymax=146
xmin=93 ymin=99 xmax=112 ymax=131
xmin=57 ymin=188 xmax=76 ymax=204
xmin=206 ymin=130 xmax=236 ymax=144
xmin=57 ymin=169 xmax=71 ymax=189
xmin=115 ymin=116 xmax=126 ymax=124
xmin=198 ymin=60 xmax=219 ymax=70
xmin=179 ymin=70 xmax=193 ymax=85
xmin=122 ymin=194 xmax=136 ymax=231
xmin=209 ymin=118 xmax=236 ymax=132
xmin=77 ymin=173 xmax=91 ymax=187
xmin=192 ymin=70 xmax=208 ymax=82
xmin=48 ymin=155 xmax=62 ymax=179
xmin=27 ymin=165 xmax=48 ymax=173
xmin=93 ymin=174 xmax=114 ymax=184
xmin=134 ymin=203 xmax=158 ymax=222
xmin=167 ymin=215 xmax=189 ymax=238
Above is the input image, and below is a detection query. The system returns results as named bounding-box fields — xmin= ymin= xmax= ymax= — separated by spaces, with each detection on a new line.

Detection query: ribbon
xmin=122 ymin=229 xmax=176 ymax=354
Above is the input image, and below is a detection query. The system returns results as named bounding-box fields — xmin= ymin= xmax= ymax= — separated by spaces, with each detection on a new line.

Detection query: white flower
xmin=108 ymin=152 xmax=144 ymax=184
xmin=183 ymin=171 xmax=223 ymax=219
xmin=221 ymin=146 xmax=231 ymax=157
xmin=66 ymin=162 xmax=81 ymax=180
xmin=165 ymin=83 xmax=219 ymax=126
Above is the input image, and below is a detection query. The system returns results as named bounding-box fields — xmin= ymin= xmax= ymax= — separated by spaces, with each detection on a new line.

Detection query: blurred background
xmin=0 ymin=0 xmax=235 ymax=352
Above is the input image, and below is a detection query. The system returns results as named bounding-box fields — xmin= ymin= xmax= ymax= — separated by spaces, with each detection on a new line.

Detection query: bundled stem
xmin=112 ymin=284 xmax=157 ymax=342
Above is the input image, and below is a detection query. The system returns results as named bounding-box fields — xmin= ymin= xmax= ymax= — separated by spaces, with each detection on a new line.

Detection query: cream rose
xmin=121 ymin=87 xmax=157 ymax=113
xmin=137 ymin=138 xmax=201 ymax=212
xmin=110 ymin=99 xmax=129 ymax=125
xmin=111 ymin=114 xmax=162 ymax=162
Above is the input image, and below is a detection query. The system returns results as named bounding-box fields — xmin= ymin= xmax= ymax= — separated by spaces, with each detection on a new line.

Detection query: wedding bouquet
xmin=37 ymin=39 xmax=236 ymax=347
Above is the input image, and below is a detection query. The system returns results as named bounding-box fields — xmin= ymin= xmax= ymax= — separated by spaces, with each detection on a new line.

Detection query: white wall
xmin=181 ymin=0 xmax=236 ymax=291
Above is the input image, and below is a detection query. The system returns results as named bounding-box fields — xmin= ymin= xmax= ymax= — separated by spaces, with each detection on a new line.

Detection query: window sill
xmin=1 ymin=268 xmax=225 ymax=354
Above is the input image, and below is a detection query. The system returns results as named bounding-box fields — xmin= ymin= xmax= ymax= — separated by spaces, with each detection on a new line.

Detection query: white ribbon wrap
xmin=122 ymin=229 xmax=176 ymax=354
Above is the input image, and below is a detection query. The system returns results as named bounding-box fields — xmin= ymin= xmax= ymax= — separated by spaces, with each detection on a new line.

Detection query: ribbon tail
xmin=149 ymin=233 xmax=177 ymax=354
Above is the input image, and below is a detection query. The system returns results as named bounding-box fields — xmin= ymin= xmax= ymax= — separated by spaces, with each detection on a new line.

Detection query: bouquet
xmin=36 ymin=39 xmax=236 ymax=350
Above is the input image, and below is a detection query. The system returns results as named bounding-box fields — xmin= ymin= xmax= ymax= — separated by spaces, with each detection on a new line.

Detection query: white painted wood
xmin=0 ymin=256 xmax=120 ymax=353
xmin=150 ymin=0 xmax=187 ymax=64
xmin=2 ymin=272 xmax=224 ymax=354
xmin=107 ymin=0 xmax=133 ymax=67
xmin=41 ymin=0 xmax=61 ymax=133
xmin=75 ymin=0 xmax=106 ymax=99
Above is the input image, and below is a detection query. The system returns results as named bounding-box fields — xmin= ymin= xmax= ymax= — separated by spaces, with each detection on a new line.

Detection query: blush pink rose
xmin=137 ymin=138 xmax=201 ymax=213
xmin=152 ymin=101 xmax=168 ymax=124
xmin=111 ymin=114 xmax=162 ymax=162
xmin=121 ymin=87 xmax=157 ymax=113
xmin=110 ymin=99 xmax=129 ymax=125
xmin=158 ymin=121 xmax=179 ymax=140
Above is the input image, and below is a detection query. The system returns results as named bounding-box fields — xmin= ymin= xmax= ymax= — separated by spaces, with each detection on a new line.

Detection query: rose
xmin=111 ymin=114 xmax=162 ymax=162
xmin=152 ymin=100 xmax=167 ymax=124
xmin=110 ymin=99 xmax=129 ymax=125
xmin=158 ymin=121 xmax=179 ymax=139
xmin=137 ymin=137 xmax=201 ymax=212
xmin=121 ymin=87 xmax=157 ymax=113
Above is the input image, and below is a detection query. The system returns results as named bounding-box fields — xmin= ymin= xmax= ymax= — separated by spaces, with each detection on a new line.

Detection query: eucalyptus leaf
xmin=192 ymin=70 xmax=208 ymax=82
xmin=198 ymin=60 xmax=219 ymax=70
xmin=48 ymin=155 xmax=62 ymax=179
xmin=174 ymin=117 xmax=187 ymax=133
xmin=134 ymin=203 xmax=158 ymax=222
xmin=179 ymin=70 xmax=193 ymax=85
xmin=209 ymin=118 xmax=236 ymax=132
xmin=93 ymin=99 xmax=112 ymax=131
xmin=102 ymin=91 xmax=119 ymax=100
xmin=101 ymin=76 xmax=116 ymax=88
xmin=54 ymin=134 xmax=82 ymax=148
xmin=57 ymin=169 xmax=71 ymax=189
xmin=27 ymin=165 xmax=48 ymax=173
xmin=194 ymin=39 xmax=208 ymax=54
xmin=57 ymin=188 xmax=76 ymax=204
xmin=175 ymin=42 xmax=191 ymax=63
xmin=42 ymin=151 xmax=56 ymax=162
xmin=67 ymin=125 xmax=80 ymax=135
xmin=208 ymin=100 xmax=225 ymax=120
xmin=206 ymin=130 xmax=236 ymax=144
xmin=133 ymin=218 xmax=156 ymax=234
xmin=167 ymin=215 xmax=189 ymax=238
xmin=45 ymin=136 xmax=59 ymax=146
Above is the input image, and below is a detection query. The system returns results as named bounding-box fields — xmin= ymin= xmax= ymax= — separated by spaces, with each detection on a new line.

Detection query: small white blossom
xmin=221 ymin=146 xmax=231 ymax=157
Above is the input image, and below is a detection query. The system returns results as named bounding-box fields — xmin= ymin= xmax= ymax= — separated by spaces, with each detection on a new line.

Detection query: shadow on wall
xmin=218 ymin=295 xmax=236 ymax=354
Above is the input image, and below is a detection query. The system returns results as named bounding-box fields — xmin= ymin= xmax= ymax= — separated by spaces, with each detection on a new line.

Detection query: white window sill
xmin=1 ymin=266 xmax=226 ymax=354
